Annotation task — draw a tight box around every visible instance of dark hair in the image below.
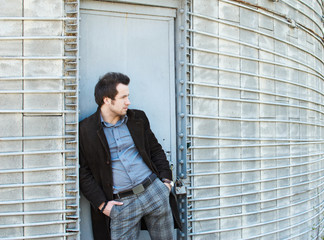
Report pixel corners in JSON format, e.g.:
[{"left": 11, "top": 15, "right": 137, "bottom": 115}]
[{"left": 94, "top": 72, "right": 130, "bottom": 107}]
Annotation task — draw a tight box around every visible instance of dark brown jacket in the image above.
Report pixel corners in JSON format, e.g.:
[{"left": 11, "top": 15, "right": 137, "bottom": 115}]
[{"left": 79, "top": 108, "right": 181, "bottom": 239}]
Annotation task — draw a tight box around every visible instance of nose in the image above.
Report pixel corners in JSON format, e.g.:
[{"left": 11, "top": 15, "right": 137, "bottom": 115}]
[{"left": 125, "top": 97, "right": 131, "bottom": 106}]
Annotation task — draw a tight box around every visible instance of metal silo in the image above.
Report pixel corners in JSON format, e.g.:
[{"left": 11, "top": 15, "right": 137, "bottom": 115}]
[
  {"left": 1, "top": 0, "right": 323, "bottom": 239},
  {"left": 177, "top": 0, "right": 324, "bottom": 239},
  {"left": 0, "top": 1, "right": 79, "bottom": 239}
]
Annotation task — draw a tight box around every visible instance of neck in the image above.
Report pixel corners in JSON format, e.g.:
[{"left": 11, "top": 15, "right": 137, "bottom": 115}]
[{"left": 100, "top": 107, "right": 120, "bottom": 125}]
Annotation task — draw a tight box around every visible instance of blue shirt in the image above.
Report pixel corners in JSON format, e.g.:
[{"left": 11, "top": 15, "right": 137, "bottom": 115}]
[{"left": 101, "top": 115, "right": 152, "bottom": 194}]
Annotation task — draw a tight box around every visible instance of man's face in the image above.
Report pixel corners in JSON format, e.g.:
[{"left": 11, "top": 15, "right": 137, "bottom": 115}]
[{"left": 105, "top": 83, "right": 131, "bottom": 117}]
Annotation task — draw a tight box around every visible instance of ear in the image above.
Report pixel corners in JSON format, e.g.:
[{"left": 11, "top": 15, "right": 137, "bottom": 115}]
[{"left": 103, "top": 97, "right": 111, "bottom": 105}]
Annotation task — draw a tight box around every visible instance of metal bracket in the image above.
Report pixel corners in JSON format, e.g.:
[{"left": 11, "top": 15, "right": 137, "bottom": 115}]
[
  {"left": 175, "top": 178, "right": 187, "bottom": 195},
  {"left": 287, "top": 17, "right": 296, "bottom": 28},
  {"left": 175, "top": 185, "right": 187, "bottom": 195}
]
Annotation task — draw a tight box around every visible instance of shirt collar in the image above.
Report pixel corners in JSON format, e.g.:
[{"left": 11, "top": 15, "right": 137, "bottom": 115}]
[{"left": 101, "top": 114, "right": 128, "bottom": 128}]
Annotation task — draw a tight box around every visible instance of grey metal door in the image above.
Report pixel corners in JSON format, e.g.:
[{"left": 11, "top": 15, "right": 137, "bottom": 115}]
[{"left": 79, "top": 1, "right": 176, "bottom": 239}]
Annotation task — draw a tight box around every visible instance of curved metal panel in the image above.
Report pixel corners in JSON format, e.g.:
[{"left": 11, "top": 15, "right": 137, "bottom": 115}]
[
  {"left": 185, "top": 0, "right": 324, "bottom": 239},
  {"left": 0, "top": 0, "right": 79, "bottom": 239}
]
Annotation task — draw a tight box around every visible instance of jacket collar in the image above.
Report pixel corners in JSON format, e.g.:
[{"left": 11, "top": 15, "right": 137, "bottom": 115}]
[{"left": 95, "top": 107, "right": 135, "bottom": 130}]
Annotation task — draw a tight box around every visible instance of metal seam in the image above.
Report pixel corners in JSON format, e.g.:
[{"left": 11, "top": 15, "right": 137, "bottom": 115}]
[{"left": 188, "top": 81, "right": 324, "bottom": 109}]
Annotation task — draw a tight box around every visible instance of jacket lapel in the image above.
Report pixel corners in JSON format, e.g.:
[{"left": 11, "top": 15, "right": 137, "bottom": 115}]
[
  {"left": 95, "top": 108, "right": 111, "bottom": 164},
  {"left": 127, "top": 111, "right": 146, "bottom": 153},
  {"left": 97, "top": 128, "right": 111, "bottom": 162}
]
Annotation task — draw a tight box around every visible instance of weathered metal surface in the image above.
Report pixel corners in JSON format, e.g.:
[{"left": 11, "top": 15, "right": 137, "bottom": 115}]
[
  {"left": 1, "top": 0, "right": 324, "bottom": 239},
  {"left": 185, "top": 0, "right": 324, "bottom": 239},
  {"left": 0, "top": 0, "right": 79, "bottom": 239}
]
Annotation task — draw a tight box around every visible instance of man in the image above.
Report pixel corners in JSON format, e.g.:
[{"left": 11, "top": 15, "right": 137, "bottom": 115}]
[{"left": 79, "top": 72, "right": 181, "bottom": 240}]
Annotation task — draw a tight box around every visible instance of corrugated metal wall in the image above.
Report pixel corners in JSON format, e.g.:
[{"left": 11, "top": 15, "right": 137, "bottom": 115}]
[
  {"left": 0, "top": 0, "right": 79, "bottom": 239},
  {"left": 1, "top": 0, "right": 324, "bottom": 239},
  {"left": 185, "top": 0, "right": 324, "bottom": 239}
]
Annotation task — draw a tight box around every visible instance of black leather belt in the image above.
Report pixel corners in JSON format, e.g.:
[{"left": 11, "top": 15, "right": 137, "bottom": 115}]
[{"left": 113, "top": 173, "right": 157, "bottom": 199}]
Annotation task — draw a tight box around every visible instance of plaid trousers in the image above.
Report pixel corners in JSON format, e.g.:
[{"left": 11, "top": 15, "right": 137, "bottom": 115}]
[{"left": 109, "top": 178, "right": 174, "bottom": 240}]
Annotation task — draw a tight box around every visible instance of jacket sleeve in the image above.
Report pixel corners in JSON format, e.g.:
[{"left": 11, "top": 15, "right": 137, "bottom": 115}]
[
  {"left": 141, "top": 111, "right": 173, "bottom": 180},
  {"left": 79, "top": 128, "right": 107, "bottom": 209}
]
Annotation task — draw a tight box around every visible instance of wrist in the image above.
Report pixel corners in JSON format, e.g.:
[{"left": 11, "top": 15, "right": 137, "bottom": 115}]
[
  {"left": 99, "top": 201, "right": 108, "bottom": 213},
  {"left": 162, "top": 178, "right": 174, "bottom": 187}
]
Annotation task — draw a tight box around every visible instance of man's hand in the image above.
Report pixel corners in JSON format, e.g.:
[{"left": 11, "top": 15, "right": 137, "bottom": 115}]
[
  {"left": 99, "top": 200, "right": 123, "bottom": 217},
  {"left": 164, "top": 182, "right": 172, "bottom": 193}
]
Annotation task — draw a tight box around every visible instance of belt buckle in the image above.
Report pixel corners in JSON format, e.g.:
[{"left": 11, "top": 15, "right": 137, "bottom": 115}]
[{"left": 132, "top": 184, "right": 145, "bottom": 194}]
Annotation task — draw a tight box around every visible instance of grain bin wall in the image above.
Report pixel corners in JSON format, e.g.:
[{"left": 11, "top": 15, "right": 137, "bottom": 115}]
[
  {"left": 0, "top": 0, "right": 79, "bottom": 239},
  {"left": 1, "top": 0, "right": 324, "bottom": 239},
  {"left": 180, "top": 0, "right": 324, "bottom": 239}
]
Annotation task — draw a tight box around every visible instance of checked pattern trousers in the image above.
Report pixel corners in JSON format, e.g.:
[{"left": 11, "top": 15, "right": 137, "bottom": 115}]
[{"left": 109, "top": 178, "right": 174, "bottom": 240}]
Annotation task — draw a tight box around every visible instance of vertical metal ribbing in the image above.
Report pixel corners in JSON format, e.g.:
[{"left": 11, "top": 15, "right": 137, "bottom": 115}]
[
  {"left": 63, "top": 0, "right": 80, "bottom": 238},
  {"left": 176, "top": 0, "right": 191, "bottom": 239}
]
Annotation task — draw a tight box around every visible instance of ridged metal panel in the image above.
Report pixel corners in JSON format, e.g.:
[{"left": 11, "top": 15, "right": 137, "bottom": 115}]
[
  {"left": 0, "top": 0, "right": 79, "bottom": 239},
  {"left": 185, "top": 0, "right": 324, "bottom": 239}
]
